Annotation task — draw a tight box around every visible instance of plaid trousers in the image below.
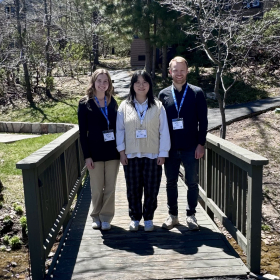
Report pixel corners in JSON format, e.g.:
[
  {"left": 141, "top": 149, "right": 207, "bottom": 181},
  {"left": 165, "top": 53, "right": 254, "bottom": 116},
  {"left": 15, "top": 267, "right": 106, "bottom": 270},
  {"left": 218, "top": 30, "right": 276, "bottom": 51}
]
[{"left": 123, "top": 157, "right": 162, "bottom": 221}]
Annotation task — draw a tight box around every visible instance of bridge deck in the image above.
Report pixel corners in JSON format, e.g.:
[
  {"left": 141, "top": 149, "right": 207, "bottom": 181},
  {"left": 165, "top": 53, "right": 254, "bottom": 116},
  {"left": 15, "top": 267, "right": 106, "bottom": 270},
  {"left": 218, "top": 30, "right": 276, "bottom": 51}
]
[{"left": 50, "top": 165, "right": 249, "bottom": 279}]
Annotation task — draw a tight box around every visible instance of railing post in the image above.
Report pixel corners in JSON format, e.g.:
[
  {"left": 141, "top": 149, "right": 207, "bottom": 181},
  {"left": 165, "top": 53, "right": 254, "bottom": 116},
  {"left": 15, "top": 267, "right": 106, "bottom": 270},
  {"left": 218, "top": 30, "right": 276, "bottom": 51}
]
[
  {"left": 246, "top": 164, "right": 263, "bottom": 274},
  {"left": 76, "top": 138, "right": 82, "bottom": 177},
  {"left": 205, "top": 147, "right": 214, "bottom": 220},
  {"left": 60, "top": 152, "right": 70, "bottom": 232},
  {"left": 22, "top": 168, "right": 45, "bottom": 280}
]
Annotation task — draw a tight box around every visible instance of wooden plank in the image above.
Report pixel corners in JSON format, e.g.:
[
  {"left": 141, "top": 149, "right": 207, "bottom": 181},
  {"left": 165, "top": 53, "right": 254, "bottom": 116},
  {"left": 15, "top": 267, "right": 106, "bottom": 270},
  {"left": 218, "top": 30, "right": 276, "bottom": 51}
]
[{"left": 52, "top": 266, "right": 249, "bottom": 280}]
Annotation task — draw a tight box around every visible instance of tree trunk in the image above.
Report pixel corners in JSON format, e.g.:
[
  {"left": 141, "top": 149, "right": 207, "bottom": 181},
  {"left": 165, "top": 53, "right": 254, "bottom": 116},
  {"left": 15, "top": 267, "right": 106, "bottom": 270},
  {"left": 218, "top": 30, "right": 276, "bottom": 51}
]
[
  {"left": 162, "top": 45, "right": 167, "bottom": 80},
  {"left": 94, "top": 36, "right": 99, "bottom": 65},
  {"left": 152, "top": 46, "right": 156, "bottom": 79},
  {"left": 152, "top": 15, "right": 157, "bottom": 79},
  {"left": 214, "top": 66, "right": 226, "bottom": 139},
  {"left": 144, "top": 24, "right": 151, "bottom": 74},
  {"left": 44, "top": 0, "right": 52, "bottom": 97},
  {"left": 15, "top": 0, "right": 32, "bottom": 103}
]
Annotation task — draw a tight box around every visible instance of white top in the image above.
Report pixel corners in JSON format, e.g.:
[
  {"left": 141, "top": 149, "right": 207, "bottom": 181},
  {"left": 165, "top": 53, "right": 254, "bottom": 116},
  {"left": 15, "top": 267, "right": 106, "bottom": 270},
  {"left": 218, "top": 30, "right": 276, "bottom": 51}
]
[{"left": 116, "top": 98, "right": 171, "bottom": 159}]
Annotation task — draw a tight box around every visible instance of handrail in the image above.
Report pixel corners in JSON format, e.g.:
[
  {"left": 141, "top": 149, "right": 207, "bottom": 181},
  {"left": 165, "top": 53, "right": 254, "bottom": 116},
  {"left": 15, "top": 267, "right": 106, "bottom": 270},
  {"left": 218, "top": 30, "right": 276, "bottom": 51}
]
[
  {"left": 16, "top": 126, "right": 86, "bottom": 280},
  {"left": 197, "top": 133, "right": 268, "bottom": 274}
]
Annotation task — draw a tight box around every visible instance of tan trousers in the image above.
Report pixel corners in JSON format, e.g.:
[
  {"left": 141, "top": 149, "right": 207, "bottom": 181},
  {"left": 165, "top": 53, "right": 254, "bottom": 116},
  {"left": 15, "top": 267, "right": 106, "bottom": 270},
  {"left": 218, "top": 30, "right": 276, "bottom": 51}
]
[{"left": 88, "top": 160, "right": 120, "bottom": 223}]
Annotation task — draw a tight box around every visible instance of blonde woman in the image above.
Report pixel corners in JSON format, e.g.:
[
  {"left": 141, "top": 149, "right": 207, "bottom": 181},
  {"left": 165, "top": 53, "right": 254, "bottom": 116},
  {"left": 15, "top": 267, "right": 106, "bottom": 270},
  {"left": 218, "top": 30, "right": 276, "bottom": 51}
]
[{"left": 78, "top": 69, "right": 120, "bottom": 230}]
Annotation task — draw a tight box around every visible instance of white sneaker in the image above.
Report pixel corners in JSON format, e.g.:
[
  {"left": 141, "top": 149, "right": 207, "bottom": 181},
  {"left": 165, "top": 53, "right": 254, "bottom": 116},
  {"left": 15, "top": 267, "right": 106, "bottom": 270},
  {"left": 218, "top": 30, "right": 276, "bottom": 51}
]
[
  {"left": 129, "top": 220, "right": 140, "bottom": 231},
  {"left": 92, "top": 220, "right": 101, "bottom": 229},
  {"left": 144, "top": 220, "right": 154, "bottom": 232},
  {"left": 186, "top": 215, "right": 199, "bottom": 230},
  {"left": 101, "top": 222, "right": 111, "bottom": 230},
  {"left": 162, "top": 214, "right": 179, "bottom": 230}
]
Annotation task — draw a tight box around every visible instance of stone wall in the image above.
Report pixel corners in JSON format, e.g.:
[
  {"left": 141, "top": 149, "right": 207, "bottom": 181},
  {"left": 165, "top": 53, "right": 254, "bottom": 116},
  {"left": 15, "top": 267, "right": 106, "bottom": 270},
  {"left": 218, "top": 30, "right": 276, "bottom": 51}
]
[{"left": 0, "top": 122, "right": 76, "bottom": 134}]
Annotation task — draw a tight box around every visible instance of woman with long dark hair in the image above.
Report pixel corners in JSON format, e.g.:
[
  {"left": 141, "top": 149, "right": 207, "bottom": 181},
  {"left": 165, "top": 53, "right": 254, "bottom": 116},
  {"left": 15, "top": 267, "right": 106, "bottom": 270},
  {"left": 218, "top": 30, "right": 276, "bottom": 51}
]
[
  {"left": 78, "top": 69, "right": 120, "bottom": 231},
  {"left": 116, "top": 70, "right": 170, "bottom": 231}
]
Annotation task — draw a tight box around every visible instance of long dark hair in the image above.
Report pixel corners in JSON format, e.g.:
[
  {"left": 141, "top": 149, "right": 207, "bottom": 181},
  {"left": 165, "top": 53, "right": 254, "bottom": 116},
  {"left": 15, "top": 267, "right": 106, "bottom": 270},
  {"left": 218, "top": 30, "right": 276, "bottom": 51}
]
[{"left": 127, "top": 70, "right": 156, "bottom": 108}]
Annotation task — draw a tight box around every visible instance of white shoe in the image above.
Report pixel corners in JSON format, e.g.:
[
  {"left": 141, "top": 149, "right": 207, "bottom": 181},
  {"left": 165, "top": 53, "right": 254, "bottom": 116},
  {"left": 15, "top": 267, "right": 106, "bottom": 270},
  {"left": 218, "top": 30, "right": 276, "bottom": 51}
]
[
  {"left": 186, "top": 215, "right": 199, "bottom": 230},
  {"left": 162, "top": 214, "right": 179, "bottom": 230},
  {"left": 92, "top": 220, "right": 101, "bottom": 229},
  {"left": 129, "top": 220, "right": 140, "bottom": 231},
  {"left": 144, "top": 220, "right": 154, "bottom": 232},
  {"left": 101, "top": 222, "right": 111, "bottom": 230}
]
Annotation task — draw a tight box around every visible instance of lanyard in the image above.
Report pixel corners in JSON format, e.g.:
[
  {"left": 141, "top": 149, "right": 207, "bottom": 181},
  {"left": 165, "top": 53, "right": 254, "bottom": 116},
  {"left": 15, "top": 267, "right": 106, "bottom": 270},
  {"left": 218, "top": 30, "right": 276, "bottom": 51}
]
[
  {"left": 171, "top": 84, "right": 188, "bottom": 118},
  {"left": 94, "top": 96, "right": 109, "bottom": 129},
  {"left": 135, "top": 102, "right": 148, "bottom": 126}
]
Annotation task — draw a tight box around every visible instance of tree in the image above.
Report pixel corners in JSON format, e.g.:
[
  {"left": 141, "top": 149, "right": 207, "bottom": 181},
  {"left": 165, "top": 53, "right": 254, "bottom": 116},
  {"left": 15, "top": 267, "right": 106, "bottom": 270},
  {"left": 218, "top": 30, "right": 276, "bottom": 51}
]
[
  {"left": 15, "top": 0, "right": 32, "bottom": 103},
  {"left": 159, "top": 0, "right": 280, "bottom": 138}
]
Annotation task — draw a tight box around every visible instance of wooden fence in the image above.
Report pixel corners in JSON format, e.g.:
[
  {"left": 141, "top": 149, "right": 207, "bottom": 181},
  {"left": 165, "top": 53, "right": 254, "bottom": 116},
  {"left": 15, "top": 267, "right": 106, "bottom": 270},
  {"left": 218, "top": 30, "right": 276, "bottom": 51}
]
[
  {"left": 16, "top": 126, "right": 86, "bottom": 280},
  {"left": 197, "top": 133, "right": 268, "bottom": 274}
]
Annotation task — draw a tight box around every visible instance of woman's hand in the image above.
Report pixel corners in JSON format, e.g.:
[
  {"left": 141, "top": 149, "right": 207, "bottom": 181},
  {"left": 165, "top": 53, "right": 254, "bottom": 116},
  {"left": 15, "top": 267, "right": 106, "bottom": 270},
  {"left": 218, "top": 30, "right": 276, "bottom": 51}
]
[
  {"left": 120, "top": 151, "right": 128, "bottom": 165},
  {"left": 85, "top": 158, "right": 95, "bottom": 170},
  {"left": 157, "top": 157, "right": 165, "bottom": 165}
]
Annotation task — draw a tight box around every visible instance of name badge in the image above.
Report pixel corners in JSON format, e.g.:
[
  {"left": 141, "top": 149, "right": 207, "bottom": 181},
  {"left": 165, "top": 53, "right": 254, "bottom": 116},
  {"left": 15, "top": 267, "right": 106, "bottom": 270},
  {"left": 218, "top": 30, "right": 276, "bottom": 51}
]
[
  {"left": 103, "top": 129, "right": 115, "bottom": 142},
  {"left": 136, "top": 129, "right": 147, "bottom": 138},
  {"left": 172, "top": 118, "right": 184, "bottom": 130}
]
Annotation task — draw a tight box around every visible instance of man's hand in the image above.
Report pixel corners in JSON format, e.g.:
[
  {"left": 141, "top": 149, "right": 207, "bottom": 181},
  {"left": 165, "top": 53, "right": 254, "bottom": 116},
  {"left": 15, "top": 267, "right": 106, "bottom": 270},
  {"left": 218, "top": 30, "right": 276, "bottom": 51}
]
[
  {"left": 157, "top": 157, "right": 165, "bottom": 165},
  {"left": 120, "top": 150, "right": 128, "bottom": 165},
  {"left": 85, "top": 158, "right": 95, "bottom": 170},
  {"left": 195, "top": 144, "right": 205, "bottom": 159}
]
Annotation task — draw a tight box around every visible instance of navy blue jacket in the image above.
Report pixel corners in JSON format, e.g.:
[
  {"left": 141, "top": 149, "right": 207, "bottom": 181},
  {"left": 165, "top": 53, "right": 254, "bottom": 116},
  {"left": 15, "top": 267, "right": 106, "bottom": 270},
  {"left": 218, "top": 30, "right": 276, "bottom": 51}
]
[{"left": 158, "top": 83, "right": 208, "bottom": 151}]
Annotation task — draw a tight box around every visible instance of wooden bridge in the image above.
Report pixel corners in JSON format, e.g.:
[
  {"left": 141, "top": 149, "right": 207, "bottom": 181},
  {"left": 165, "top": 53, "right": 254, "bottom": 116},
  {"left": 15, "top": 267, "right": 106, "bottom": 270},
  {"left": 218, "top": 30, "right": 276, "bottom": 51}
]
[{"left": 16, "top": 126, "right": 268, "bottom": 280}]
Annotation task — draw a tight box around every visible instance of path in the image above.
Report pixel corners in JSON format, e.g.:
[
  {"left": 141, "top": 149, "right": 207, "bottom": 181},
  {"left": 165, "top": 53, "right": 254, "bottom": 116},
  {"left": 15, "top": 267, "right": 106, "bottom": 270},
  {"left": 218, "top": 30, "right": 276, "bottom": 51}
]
[
  {"left": 0, "top": 133, "right": 40, "bottom": 143},
  {"left": 208, "top": 96, "right": 280, "bottom": 130},
  {"left": 49, "top": 166, "right": 249, "bottom": 280}
]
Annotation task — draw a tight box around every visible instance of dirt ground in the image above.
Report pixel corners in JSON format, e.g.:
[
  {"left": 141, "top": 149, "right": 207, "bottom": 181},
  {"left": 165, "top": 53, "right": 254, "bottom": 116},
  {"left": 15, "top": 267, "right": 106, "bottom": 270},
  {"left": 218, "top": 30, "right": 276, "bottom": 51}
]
[{"left": 211, "top": 110, "right": 280, "bottom": 277}]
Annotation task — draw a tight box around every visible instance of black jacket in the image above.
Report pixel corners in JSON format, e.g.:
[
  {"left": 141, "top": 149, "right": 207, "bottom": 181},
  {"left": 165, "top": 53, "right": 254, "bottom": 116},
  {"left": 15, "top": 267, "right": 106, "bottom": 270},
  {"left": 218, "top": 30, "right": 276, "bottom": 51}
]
[
  {"left": 158, "top": 83, "right": 208, "bottom": 151},
  {"left": 78, "top": 97, "right": 120, "bottom": 162}
]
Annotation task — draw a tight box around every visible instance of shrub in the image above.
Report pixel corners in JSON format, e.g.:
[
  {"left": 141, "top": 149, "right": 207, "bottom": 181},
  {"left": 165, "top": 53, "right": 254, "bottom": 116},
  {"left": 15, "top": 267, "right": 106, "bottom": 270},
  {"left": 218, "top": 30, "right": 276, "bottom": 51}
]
[
  {"left": 14, "top": 205, "right": 23, "bottom": 215},
  {"left": 261, "top": 224, "right": 271, "bottom": 231},
  {"left": 9, "top": 236, "right": 22, "bottom": 250},
  {"left": 3, "top": 235, "right": 9, "bottom": 245},
  {"left": 19, "top": 216, "right": 27, "bottom": 229},
  {"left": 45, "top": 76, "right": 54, "bottom": 90},
  {"left": 3, "top": 215, "right": 12, "bottom": 222}
]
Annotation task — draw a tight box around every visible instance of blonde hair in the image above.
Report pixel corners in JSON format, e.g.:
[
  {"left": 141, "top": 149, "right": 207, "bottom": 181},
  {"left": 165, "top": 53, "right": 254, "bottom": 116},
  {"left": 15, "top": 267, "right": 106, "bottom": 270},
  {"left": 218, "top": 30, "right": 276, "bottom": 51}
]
[
  {"left": 86, "top": 69, "right": 114, "bottom": 103},
  {"left": 169, "top": 56, "right": 188, "bottom": 69}
]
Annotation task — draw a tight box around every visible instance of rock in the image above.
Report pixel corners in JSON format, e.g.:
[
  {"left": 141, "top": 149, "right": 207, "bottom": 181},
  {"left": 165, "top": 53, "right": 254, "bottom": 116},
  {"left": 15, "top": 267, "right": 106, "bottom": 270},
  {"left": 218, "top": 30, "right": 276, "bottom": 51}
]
[
  {"left": 262, "top": 247, "right": 269, "bottom": 252},
  {"left": 11, "top": 262, "right": 17, "bottom": 267},
  {"left": 48, "top": 252, "right": 55, "bottom": 257},
  {"left": 263, "top": 274, "right": 280, "bottom": 280},
  {"left": 206, "top": 92, "right": 216, "bottom": 100},
  {"left": 263, "top": 239, "right": 270, "bottom": 245},
  {"left": 4, "top": 272, "right": 13, "bottom": 278}
]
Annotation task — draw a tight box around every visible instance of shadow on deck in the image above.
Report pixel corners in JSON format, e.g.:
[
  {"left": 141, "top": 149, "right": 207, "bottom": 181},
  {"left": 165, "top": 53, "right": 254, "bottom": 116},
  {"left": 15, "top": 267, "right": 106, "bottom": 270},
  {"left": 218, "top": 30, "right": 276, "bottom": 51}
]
[{"left": 49, "top": 167, "right": 249, "bottom": 280}]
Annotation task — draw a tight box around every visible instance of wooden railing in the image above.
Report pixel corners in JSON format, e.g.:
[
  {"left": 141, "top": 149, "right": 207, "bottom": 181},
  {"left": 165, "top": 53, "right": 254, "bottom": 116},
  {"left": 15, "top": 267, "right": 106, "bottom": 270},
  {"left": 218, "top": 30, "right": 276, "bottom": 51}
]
[
  {"left": 197, "top": 133, "right": 268, "bottom": 274},
  {"left": 16, "top": 127, "right": 268, "bottom": 278},
  {"left": 16, "top": 126, "right": 86, "bottom": 280}
]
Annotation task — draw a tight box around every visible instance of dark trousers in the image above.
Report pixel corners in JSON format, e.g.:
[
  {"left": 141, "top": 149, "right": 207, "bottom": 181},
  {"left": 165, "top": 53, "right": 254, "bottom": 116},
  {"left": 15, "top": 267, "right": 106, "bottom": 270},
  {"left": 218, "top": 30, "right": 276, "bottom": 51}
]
[
  {"left": 164, "top": 149, "right": 199, "bottom": 217},
  {"left": 123, "top": 157, "right": 162, "bottom": 221}
]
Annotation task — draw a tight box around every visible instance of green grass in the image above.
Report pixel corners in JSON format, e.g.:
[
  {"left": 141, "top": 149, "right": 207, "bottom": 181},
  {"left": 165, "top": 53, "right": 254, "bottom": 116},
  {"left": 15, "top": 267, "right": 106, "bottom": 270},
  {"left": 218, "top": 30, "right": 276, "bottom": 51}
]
[
  {"left": 0, "top": 133, "right": 62, "bottom": 205},
  {"left": 0, "top": 134, "right": 63, "bottom": 176},
  {"left": 1, "top": 97, "right": 81, "bottom": 124}
]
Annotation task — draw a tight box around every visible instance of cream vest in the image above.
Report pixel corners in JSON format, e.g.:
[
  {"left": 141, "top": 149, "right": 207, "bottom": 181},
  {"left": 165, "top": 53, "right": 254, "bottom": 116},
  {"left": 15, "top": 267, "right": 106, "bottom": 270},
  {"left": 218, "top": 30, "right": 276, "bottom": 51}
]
[{"left": 120, "top": 99, "right": 162, "bottom": 154}]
